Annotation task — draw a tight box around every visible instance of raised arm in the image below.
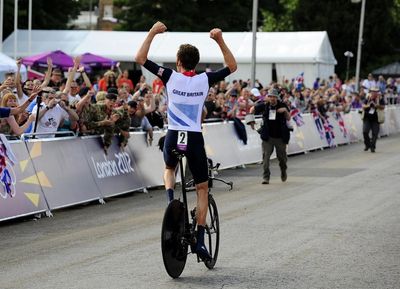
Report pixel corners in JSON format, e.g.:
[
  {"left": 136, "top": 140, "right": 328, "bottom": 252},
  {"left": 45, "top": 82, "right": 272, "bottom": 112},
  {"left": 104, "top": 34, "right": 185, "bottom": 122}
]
[
  {"left": 63, "top": 56, "right": 81, "bottom": 94},
  {"left": 210, "top": 28, "right": 237, "bottom": 73},
  {"left": 77, "top": 66, "right": 92, "bottom": 88},
  {"left": 40, "top": 57, "right": 53, "bottom": 89},
  {"left": 15, "top": 59, "right": 23, "bottom": 99},
  {"left": 135, "top": 21, "right": 167, "bottom": 65}
]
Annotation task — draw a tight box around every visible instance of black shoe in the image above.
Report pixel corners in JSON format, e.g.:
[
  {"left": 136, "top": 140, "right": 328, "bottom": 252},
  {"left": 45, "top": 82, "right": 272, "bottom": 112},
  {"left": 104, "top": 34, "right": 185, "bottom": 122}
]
[
  {"left": 364, "top": 146, "right": 369, "bottom": 151},
  {"left": 195, "top": 244, "right": 212, "bottom": 261},
  {"left": 281, "top": 170, "right": 287, "bottom": 182},
  {"left": 262, "top": 180, "right": 269, "bottom": 184},
  {"left": 371, "top": 148, "right": 375, "bottom": 153}
]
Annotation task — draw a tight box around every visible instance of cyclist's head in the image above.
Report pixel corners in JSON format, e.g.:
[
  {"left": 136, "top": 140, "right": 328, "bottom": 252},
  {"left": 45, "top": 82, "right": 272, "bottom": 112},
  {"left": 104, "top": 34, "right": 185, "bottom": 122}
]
[{"left": 177, "top": 44, "right": 200, "bottom": 71}]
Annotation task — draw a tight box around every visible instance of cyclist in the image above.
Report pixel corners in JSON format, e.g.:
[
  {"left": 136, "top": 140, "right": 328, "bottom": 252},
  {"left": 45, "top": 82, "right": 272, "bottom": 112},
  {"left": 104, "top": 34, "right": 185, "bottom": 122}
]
[{"left": 135, "top": 21, "right": 236, "bottom": 261}]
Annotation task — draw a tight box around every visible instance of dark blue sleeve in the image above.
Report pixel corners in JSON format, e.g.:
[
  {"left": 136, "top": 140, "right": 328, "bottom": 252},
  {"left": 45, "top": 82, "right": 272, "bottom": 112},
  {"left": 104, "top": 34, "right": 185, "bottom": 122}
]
[
  {"left": 0, "top": 107, "right": 11, "bottom": 118},
  {"left": 143, "top": 60, "right": 173, "bottom": 85},
  {"left": 206, "top": 67, "right": 232, "bottom": 87}
]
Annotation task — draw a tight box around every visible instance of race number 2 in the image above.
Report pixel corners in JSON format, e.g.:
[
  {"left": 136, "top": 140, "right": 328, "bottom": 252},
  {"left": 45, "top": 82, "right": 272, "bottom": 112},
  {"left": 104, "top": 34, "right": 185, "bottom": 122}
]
[{"left": 177, "top": 131, "right": 188, "bottom": 151}]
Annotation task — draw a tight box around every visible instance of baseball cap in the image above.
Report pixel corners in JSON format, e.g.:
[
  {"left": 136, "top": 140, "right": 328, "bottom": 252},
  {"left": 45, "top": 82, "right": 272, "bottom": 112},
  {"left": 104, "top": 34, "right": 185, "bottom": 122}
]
[{"left": 250, "top": 88, "right": 261, "bottom": 97}]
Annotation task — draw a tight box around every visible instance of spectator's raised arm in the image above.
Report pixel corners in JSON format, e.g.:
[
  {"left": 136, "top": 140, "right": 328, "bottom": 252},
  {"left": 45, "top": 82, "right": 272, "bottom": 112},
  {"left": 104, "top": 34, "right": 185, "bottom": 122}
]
[
  {"left": 40, "top": 57, "right": 53, "bottom": 89},
  {"left": 63, "top": 56, "right": 81, "bottom": 94},
  {"left": 77, "top": 66, "right": 92, "bottom": 88},
  {"left": 15, "top": 59, "right": 23, "bottom": 99}
]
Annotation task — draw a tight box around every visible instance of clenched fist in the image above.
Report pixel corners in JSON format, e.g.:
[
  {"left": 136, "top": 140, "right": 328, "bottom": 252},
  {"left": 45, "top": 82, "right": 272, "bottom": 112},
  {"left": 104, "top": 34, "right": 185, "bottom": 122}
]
[
  {"left": 150, "top": 21, "right": 167, "bottom": 35},
  {"left": 210, "top": 28, "right": 222, "bottom": 42}
]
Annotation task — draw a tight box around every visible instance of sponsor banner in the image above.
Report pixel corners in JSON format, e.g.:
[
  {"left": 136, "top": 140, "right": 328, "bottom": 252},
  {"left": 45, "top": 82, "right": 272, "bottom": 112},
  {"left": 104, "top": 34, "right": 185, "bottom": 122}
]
[
  {"left": 25, "top": 137, "right": 102, "bottom": 210},
  {"left": 127, "top": 131, "right": 166, "bottom": 187},
  {"left": 81, "top": 136, "right": 145, "bottom": 198},
  {"left": 0, "top": 140, "right": 49, "bottom": 221},
  {"left": 202, "top": 122, "right": 242, "bottom": 169}
]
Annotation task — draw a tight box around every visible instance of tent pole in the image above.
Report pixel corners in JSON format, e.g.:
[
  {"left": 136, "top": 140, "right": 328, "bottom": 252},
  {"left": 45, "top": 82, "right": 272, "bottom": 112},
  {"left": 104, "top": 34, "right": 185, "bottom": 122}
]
[
  {"left": 0, "top": 0, "right": 3, "bottom": 52},
  {"left": 28, "top": 0, "right": 32, "bottom": 55},
  {"left": 14, "top": 0, "right": 18, "bottom": 59},
  {"left": 250, "top": 0, "right": 258, "bottom": 88}
]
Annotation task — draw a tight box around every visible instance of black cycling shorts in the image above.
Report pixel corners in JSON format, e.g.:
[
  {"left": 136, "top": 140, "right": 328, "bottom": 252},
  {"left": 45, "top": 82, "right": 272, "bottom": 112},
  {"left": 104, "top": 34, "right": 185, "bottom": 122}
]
[{"left": 163, "top": 130, "right": 208, "bottom": 184}]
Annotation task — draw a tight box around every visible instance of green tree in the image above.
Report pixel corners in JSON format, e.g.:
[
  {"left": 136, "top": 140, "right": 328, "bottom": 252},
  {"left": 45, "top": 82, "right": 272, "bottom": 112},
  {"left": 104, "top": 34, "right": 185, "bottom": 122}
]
[
  {"left": 114, "top": 0, "right": 267, "bottom": 32},
  {"left": 2, "top": 0, "right": 82, "bottom": 41},
  {"left": 267, "top": 0, "right": 400, "bottom": 79}
]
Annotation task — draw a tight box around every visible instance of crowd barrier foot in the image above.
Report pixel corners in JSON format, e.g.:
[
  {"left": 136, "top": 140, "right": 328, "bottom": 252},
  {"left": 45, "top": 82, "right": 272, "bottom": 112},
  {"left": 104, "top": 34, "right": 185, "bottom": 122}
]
[
  {"left": 99, "top": 199, "right": 106, "bottom": 205},
  {"left": 45, "top": 211, "right": 53, "bottom": 218}
]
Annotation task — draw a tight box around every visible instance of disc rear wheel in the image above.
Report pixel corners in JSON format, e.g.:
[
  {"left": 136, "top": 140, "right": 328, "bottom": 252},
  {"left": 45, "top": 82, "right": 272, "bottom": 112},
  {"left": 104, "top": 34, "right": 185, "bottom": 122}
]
[{"left": 161, "top": 200, "right": 188, "bottom": 278}]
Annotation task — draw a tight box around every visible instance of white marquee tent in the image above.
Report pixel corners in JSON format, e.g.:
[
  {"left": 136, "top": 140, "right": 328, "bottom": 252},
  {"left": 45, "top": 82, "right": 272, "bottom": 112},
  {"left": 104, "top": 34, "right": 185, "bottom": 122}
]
[
  {"left": 0, "top": 52, "right": 27, "bottom": 82},
  {"left": 2, "top": 30, "right": 337, "bottom": 87}
]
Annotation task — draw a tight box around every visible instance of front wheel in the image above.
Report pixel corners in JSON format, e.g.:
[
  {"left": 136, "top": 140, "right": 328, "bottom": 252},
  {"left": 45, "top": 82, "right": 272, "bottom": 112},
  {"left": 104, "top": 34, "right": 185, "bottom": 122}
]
[{"left": 204, "top": 194, "right": 220, "bottom": 269}]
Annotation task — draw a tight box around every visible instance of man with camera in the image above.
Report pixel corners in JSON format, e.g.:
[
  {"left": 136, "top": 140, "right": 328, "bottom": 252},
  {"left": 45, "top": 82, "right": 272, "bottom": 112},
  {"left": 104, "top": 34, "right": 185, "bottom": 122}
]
[
  {"left": 249, "top": 88, "right": 291, "bottom": 184},
  {"left": 362, "top": 86, "right": 385, "bottom": 153},
  {"left": 31, "top": 88, "right": 79, "bottom": 138}
]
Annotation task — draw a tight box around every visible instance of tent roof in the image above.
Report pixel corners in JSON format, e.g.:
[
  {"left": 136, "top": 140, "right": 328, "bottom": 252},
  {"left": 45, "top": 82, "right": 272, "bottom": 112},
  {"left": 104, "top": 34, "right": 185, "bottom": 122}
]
[
  {"left": 372, "top": 61, "right": 400, "bottom": 76},
  {"left": 0, "top": 52, "right": 27, "bottom": 73},
  {"left": 2, "top": 29, "right": 337, "bottom": 65}
]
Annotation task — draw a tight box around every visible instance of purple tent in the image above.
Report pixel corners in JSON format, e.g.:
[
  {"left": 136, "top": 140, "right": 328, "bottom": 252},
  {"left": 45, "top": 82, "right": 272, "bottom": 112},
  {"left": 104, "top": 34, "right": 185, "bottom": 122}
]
[
  {"left": 22, "top": 50, "right": 73, "bottom": 70},
  {"left": 80, "top": 53, "right": 116, "bottom": 70}
]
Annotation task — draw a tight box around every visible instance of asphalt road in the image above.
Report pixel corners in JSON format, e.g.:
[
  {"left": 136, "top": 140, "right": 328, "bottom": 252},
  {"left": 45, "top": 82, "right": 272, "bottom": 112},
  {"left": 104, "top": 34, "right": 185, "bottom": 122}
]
[{"left": 1, "top": 135, "right": 399, "bottom": 289}]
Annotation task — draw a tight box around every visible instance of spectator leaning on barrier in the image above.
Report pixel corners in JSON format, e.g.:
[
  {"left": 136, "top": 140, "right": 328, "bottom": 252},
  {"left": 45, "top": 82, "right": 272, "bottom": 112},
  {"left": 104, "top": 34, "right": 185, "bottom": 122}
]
[
  {"left": 361, "top": 87, "right": 385, "bottom": 153},
  {"left": 0, "top": 92, "right": 35, "bottom": 136},
  {"left": 248, "top": 88, "right": 291, "bottom": 184},
  {"left": 127, "top": 100, "right": 153, "bottom": 145},
  {"left": 0, "top": 85, "right": 39, "bottom": 121},
  {"left": 56, "top": 91, "right": 79, "bottom": 134},
  {"left": 80, "top": 92, "right": 130, "bottom": 152},
  {"left": 204, "top": 88, "right": 219, "bottom": 119}
]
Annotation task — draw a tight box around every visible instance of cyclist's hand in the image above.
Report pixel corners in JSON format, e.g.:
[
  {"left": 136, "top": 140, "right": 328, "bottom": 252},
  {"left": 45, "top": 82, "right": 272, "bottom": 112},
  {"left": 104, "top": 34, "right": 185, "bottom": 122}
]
[
  {"left": 150, "top": 22, "right": 167, "bottom": 35},
  {"left": 210, "top": 28, "right": 223, "bottom": 42}
]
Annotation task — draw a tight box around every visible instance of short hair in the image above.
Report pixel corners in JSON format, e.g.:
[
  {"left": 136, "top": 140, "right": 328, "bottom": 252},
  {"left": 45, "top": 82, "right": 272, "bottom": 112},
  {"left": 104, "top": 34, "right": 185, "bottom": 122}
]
[
  {"left": 96, "top": 91, "right": 107, "bottom": 103},
  {"left": 127, "top": 100, "right": 137, "bottom": 108},
  {"left": 177, "top": 44, "right": 200, "bottom": 71}
]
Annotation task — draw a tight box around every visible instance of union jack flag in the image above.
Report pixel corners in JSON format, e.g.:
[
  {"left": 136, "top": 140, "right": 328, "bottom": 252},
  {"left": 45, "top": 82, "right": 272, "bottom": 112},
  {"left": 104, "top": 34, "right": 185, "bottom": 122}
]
[{"left": 290, "top": 107, "right": 305, "bottom": 127}]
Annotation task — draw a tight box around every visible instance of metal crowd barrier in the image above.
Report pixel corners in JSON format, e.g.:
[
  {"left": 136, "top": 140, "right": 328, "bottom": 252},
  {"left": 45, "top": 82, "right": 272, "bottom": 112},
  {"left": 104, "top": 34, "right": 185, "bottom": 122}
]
[{"left": 1, "top": 108, "right": 400, "bottom": 222}]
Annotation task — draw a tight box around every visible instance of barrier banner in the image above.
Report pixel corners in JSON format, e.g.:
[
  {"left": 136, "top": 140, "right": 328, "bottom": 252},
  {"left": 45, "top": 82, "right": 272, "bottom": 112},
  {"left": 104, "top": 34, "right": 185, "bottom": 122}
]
[
  {"left": 202, "top": 122, "right": 242, "bottom": 169},
  {"left": 0, "top": 141, "right": 49, "bottom": 221},
  {"left": 328, "top": 112, "right": 349, "bottom": 145},
  {"left": 25, "top": 137, "right": 102, "bottom": 209},
  {"left": 82, "top": 136, "right": 145, "bottom": 198},
  {"left": 127, "top": 131, "right": 166, "bottom": 188},
  {"left": 343, "top": 111, "right": 362, "bottom": 142},
  {"left": 237, "top": 123, "right": 263, "bottom": 165},
  {"left": 297, "top": 114, "right": 325, "bottom": 151}
]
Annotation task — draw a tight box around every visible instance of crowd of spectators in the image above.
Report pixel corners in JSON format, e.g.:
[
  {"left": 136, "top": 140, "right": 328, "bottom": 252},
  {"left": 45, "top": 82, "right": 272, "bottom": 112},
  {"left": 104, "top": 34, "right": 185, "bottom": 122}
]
[{"left": 0, "top": 57, "right": 399, "bottom": 148}]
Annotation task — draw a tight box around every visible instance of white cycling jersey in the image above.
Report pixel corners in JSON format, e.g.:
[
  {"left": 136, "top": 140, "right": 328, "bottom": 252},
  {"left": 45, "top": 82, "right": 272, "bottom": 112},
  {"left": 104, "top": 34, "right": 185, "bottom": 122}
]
[{"left": 165, "top": 71, "right": 209, "bottom": 132}]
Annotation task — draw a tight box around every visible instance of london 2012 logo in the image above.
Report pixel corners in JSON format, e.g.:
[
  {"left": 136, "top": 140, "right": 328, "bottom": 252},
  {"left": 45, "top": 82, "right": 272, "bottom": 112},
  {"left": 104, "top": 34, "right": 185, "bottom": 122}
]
[{"left": 0, "top": 136, "right": 17, "bottom": 199}]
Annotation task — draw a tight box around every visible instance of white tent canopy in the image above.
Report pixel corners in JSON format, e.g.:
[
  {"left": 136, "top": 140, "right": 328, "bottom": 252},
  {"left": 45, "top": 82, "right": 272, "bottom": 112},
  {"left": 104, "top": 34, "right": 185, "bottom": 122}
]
[
  {"left": 2, "top": 30, "right": 337, "bottom": 87},
  {"left": 0, "top": 52, "right": 27, "bottom": 82}
]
